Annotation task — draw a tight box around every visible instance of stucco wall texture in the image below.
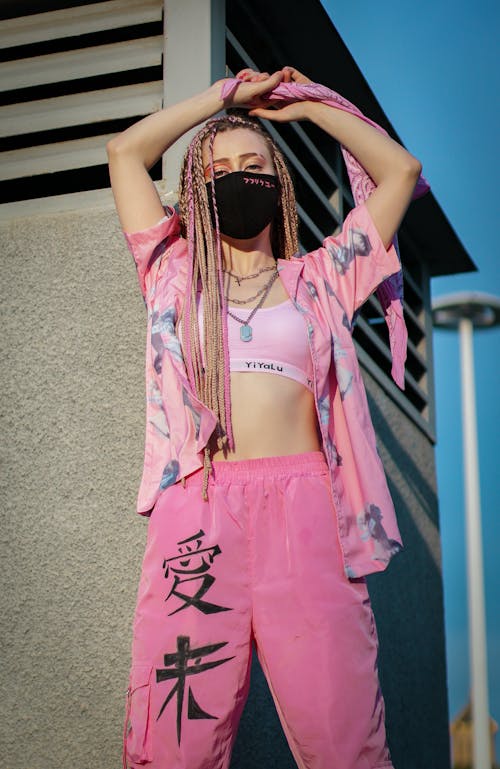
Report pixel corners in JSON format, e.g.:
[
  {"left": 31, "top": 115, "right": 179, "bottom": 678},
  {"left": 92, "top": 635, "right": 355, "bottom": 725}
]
[{"left": 0, "top": 206, "right": 449, "bottom": 769}]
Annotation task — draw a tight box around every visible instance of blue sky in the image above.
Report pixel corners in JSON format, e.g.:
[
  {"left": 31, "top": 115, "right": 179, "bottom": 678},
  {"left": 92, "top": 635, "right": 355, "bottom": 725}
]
[{"left": 320, "top": 0, "right": 500, "bottom": 751}]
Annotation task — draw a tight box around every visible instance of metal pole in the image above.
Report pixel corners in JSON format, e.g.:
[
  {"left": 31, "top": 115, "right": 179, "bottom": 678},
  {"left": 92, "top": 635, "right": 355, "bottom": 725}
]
[{"left": 458, "top": 317, "right": 490, "bottom": 769}]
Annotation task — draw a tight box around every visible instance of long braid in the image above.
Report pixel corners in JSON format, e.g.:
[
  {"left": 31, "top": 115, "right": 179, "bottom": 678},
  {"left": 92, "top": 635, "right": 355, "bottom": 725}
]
[{"left": 178, "top": 114, "right": 299, "bottom": 497}]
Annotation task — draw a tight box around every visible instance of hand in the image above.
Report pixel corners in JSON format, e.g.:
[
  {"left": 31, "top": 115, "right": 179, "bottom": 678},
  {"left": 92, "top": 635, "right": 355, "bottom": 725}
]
[
  {"left": 278, "top": 66, "right": 313, "bottom": 85},
  {"left": 237, "top": 66, "right": 312, "bottom": 86},
  {"left": 212, "top": 70, "right": 284, "bottom": 108},
  {"left": 248, "top": 101, "right": 312, "bottom": 123},
  {"left": 236, "top": 66, "right": 314, "bottom": 123}
]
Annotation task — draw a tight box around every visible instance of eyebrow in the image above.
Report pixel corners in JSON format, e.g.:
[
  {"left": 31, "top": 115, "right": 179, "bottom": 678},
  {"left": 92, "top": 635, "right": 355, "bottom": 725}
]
[{"left": 204, "top": 152, "right": 266, "bottom": 172}]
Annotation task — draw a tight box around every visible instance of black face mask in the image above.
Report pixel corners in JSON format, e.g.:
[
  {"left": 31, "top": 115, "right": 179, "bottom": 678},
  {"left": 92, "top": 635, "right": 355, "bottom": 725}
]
[{"left": 206, "top": 171, "right": 279, "bottom": 240}]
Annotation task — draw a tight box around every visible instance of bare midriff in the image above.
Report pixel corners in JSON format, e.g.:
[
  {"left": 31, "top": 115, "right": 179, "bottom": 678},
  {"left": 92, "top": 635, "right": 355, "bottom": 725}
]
[{"left": 211, "top": 370, "right": 322, "bottom": 461}]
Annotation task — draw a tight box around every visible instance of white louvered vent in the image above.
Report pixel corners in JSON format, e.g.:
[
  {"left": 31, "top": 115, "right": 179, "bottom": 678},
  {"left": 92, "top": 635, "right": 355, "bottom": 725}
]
[{"left": 0, "top": 0, "right": 164, "bottom": 204}]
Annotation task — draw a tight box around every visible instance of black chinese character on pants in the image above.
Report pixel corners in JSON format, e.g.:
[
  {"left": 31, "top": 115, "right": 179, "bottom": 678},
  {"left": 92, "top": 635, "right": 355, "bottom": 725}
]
[
  {"left": 162, "top": 529, "right": 232, "bottom": 615},
  {"left": 156, "top": 635, "right": 235, "bottom": 745}
]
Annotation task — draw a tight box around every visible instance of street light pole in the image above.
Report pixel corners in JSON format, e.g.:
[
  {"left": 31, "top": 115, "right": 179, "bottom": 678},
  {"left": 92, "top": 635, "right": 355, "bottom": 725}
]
[
  {"left": 459, "top": 315, "right": 489, "bottom": 769},
  {"left": 432, "top": 292, "right": 500, "bottom": 769}
]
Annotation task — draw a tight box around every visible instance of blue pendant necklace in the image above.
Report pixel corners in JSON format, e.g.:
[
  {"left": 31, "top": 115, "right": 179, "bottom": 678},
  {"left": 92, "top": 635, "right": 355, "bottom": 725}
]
[{"left": 226, "top": 270, "right": 279, "bottom": 342}]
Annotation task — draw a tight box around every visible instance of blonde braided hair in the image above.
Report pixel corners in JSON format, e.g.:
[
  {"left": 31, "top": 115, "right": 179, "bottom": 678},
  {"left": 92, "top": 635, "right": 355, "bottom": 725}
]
[{"left": 178, "top": 113, "right": 299, "bottom": 497}]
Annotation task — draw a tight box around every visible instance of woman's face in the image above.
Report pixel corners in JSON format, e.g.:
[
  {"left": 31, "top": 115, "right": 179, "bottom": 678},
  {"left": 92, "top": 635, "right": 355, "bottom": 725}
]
[{"left": 202, "top": 127, "right": 275, "bottom": 181}]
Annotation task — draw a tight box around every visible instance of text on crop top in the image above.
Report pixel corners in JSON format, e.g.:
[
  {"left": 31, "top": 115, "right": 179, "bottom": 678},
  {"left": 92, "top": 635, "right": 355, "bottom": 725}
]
[{"left": 197, "top": 294, "right": 314, "bottom": 391}]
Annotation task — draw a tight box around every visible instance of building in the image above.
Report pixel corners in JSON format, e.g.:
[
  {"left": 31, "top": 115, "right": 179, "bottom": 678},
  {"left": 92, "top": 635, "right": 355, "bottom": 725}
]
[{"left": 0, "top": 1, "right": 474, "bottom": 767}]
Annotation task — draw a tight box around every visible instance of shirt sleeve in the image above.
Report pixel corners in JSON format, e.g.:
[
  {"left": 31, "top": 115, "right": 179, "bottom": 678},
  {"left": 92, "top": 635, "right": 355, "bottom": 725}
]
[
  {"left": 123, "top": 206, "right": 181, "bottom": 301},
  {"left": 311, "top": 202, "right": 401, "bottom": 324}
]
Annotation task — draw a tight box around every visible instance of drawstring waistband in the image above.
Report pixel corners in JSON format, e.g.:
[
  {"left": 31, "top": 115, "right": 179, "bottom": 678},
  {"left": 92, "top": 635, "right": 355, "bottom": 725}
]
[{"left": 184, "top": 450, "right": 327, "bottom": 488}]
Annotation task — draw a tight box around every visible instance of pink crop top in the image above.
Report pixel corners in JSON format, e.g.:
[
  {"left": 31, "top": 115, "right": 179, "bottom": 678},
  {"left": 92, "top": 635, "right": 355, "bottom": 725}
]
[{"left": 197, "top": 295, "right": 314, "bottom": 391}]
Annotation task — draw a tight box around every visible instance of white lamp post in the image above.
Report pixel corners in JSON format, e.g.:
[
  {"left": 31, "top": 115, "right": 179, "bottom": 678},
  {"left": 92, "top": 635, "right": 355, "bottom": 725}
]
[{"left": 432, "top": 291, "right": 500, "bottom": 769}]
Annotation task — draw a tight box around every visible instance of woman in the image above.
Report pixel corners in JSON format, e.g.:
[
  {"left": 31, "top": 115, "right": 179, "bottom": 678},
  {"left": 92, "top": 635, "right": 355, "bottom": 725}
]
[{"left": 108, "top": 66, "right": 423, "bottom": 769}]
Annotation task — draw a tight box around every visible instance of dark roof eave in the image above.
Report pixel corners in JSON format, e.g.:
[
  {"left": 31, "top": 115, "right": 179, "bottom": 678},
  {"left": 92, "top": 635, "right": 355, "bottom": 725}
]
[{"left": 404, "top": 194, "right": 476, "bottom": 277}]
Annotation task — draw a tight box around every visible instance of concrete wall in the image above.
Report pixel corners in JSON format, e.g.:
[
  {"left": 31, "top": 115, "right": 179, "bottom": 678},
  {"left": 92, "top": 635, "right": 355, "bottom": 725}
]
[
  {"left": 1, "top": 204, "right": 449, "bottom": 768},
  {"left": 364, "top": 370, "right": 450, "bottom": 769},
  {"left": 1, "top": 205, "right": 147, "bottom": 769}
]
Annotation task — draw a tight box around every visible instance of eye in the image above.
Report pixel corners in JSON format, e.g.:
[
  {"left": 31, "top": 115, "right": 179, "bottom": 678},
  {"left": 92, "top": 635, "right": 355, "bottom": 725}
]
[
  {"left": 213, "top": 167, "right": 229, "bottom": 179},
  {"left": 245, "top": 163, "right": 263, "bottom": 172}
]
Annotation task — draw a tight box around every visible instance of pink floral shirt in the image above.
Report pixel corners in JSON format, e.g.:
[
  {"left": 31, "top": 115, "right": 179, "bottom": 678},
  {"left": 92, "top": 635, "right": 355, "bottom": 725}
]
[{"left": 124, "top": 202, "right": 403, "bottom": 578}]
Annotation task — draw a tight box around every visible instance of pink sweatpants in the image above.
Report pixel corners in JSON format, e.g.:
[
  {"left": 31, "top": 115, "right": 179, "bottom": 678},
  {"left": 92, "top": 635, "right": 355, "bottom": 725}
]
[{"left": 123, "top": 452, "right": 393, "bottom": 769}]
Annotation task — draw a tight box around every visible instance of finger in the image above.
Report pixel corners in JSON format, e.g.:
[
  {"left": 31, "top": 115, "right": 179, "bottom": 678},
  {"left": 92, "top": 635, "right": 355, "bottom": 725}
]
[
  {"left": 280, "top": 66, "right": 312, "bottom": 85},
  {"left": 236, "top": 68, "right": 258, "bottom": 79},
  {"left": 247, "top": 73, "right": 268, "bottom": 83},
  {"left": 236, "top": 68, "right": 271, "bottom": 83},
  {"left": 233, "top": 72, "right": 282, "bottom": 108},
  {"left": 248, "top": 107, "right": 287, "bottom": 122},
  {"left": 249, "top": 70, "right": 282, "bottom": 94},
  {"left": 252, "top": 71, "right": 269, "bottom": 82},
  {"left": 248, "top": 98, "right": 273, "bottom": 110}
]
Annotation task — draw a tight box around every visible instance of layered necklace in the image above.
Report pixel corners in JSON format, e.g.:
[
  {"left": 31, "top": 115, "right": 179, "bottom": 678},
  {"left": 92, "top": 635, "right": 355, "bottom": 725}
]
[{"left": 224, "top": 265, "right": 278, "bottom": 342}]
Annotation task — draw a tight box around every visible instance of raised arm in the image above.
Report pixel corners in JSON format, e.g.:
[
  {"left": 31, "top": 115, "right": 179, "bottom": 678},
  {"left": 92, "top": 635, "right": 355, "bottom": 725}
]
[
  {"left": 247, "top": 67, "right": 422, "bottom": 249},
  {"left": 300, "top": 102, "right": 422, "bottom": 248},
  {"left": 106, "top": 72, "right": 285, "bottom": 233}
]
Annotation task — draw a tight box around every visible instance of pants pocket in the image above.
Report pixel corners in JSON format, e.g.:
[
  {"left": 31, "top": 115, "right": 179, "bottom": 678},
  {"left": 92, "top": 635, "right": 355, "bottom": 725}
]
[{"left": 123, "top": 664, "right": 154, "bottom": 766}]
